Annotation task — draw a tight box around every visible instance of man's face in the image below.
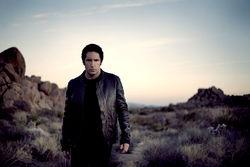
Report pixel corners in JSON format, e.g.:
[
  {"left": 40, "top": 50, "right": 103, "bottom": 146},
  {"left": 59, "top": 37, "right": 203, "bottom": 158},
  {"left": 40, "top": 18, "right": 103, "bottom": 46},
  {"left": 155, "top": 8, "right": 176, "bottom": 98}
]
[{"left": 83, "top": 51, "right": 102, "bottom": 77}]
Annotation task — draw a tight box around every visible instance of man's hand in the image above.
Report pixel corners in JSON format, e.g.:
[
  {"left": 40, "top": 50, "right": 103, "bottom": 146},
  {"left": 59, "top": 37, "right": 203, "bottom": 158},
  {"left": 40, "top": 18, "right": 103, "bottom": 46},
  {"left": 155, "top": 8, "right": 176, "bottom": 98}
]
[
  {"left": 63, "top": 151, "right": 70, "bottom": 159},
  {"left": 120, "top": 143, "right": 129, "bottom": 154}
]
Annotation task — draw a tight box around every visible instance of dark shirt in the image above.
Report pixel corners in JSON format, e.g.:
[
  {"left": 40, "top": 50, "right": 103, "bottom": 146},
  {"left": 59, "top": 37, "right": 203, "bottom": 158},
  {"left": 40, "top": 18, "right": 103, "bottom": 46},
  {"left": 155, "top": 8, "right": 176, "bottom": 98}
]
[{"left": 82, "top": 73, "right": 103, "bottom": 144}]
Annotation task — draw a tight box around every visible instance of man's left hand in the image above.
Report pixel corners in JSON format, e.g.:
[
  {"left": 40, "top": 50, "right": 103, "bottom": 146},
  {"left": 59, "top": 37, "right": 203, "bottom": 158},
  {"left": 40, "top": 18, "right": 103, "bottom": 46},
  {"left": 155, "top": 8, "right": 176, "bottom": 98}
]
[{"left": 120, "top": 143, "right": 129, "bottom": 154}]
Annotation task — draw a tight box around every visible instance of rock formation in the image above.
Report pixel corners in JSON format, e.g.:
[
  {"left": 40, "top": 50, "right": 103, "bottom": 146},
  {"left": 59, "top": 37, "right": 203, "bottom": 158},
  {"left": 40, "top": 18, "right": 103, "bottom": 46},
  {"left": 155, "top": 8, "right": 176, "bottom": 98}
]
[
  {"left": 0, "top": 47, "right": 66, "bottom": 114},
  {"left": 187, "top": 86, "right": 250, "bottom": 107},
  {"left": 187, "top": 86, "right": 227, "bottom": 106}
]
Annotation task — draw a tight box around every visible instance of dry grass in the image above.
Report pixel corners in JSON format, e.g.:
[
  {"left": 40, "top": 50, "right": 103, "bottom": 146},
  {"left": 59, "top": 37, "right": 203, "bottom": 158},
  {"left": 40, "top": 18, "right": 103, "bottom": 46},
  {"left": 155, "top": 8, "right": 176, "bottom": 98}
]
[
  {"left": 0, "top": 140, "right": 32, "bottom": 167},
  {"left": 1, "top": 104, "right": 250, "bottom": 166},
  {"left": 48, "top": 122, "right": 62, "bottom": 133},
  {"left": 32, "top": 135, "right": 59, "bottom": 161},
  {"left": 0, "top": 107, "right": 64, "bottom": 166},
  {"left": 12, "top": 111, "right": 27, "bottom": 124},
  {"left": 111, "top": 106, "right": 250, "bottom": 167}
]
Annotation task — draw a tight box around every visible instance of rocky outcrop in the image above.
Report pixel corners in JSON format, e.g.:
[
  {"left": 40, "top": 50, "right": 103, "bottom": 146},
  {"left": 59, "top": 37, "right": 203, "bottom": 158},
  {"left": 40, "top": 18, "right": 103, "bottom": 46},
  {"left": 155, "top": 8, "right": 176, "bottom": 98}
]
[
  {"left": 187, "top": 86, "right": 227, "bottom": 107},
  {"left": 0, "top": 47, "right": 25, "bottom": 96},
  {"left": 0, "top": 47, "right": 25, "bottom": 77},
  {"left": 187, "top": 86, "right": 250, "bottom": 107},
  {"left": 162, "top": 86, "right": 250, "bottom": 111},
  {"left": 0, "top": 47, "right": 66, "bottom": 114}
]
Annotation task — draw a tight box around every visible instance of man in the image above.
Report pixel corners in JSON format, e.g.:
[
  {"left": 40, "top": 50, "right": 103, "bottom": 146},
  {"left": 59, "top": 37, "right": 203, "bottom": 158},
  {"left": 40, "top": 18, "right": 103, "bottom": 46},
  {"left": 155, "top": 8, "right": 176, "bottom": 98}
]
[{"left": 61, "top": 44, "right": 130, "bottom": 167}]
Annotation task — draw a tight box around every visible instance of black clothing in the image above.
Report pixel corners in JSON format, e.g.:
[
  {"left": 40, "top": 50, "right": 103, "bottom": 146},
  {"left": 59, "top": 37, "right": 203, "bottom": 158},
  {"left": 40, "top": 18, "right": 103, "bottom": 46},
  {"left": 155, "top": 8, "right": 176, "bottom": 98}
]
[
  {"left": 81, "top": 74, "right": 103, "bottom": 144},
  {"left": 71, "top": 141, "right": 112, "bottom": 167},
  {"left": 61, "top": 70, "right": 130, "bottom": 166},
  {"left": 73, "top": 74, "right": 108, "bottom": 167}
]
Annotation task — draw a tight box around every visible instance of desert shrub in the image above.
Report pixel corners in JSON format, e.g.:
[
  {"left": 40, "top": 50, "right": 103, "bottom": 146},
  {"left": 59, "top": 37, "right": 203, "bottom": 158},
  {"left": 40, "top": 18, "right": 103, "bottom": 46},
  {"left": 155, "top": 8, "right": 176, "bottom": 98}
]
[
  {"left": 160, "top": 104, "right": 176, "bottom": 112},
  {"left": 185, "top": 127, "right": 210, "bottom": 144},
  {"left": 37, "top": 123, "right": 49, "bottom": 133},
  {"left": 12, "top": 111, "right": 27, "bottom": 127},
  {"left": 56, "top": 110, "right": 64, "bottom": 119},
  {"left": 182, "top": 111, "right": 197, "bottom": 122},
  {"left": 48, "top": 122, "right": 62, "bottom": 134},
  {"left": 0, "top": 125, "right": 27, "bottom": 142},
  {"left": 138, "top": 137, "right": 186, "bottom": 167},
  {"left": 220, "top": 130, "right": 250, "bottom": 166},
  {"left": 215, "top": 107, "right": 250, "bottom": 131},
  {"left": 39, "top": 116, "right": 50, "bottom": 124},
  {"left": 230, "top": 108, "right": 250, "bottom": 130},
  {"left": 33, "top": 154, "right": 66, "bottom": 167},
  {"left": 135, "top": 125, "right": 242, "bottom": 167},
  {"left": 133, "top": 113, "right": 168, "bottom": 131},
  {"left": 129, "top": 128, "right": 158, "bottom": 152},
  {"left": 181, "top": 144, "right": 208, "bottom": 167},
  {"left": 207, "top": 107, "right": 229, "bottom": 121},
  {"left": 138, "top": 107, "right": 157, "bottom": 115},
  {"left": 180, "top": 140, "right": 225, "bottom": 167},
  {"left": 28, "top": 111, "right": 40, "bottom": 123},
  {"left": 0, "top": 140, "right": 33, "bottom": 167},
  {"left": 0, "top": 119, "right": 11, "bottom": 127},
  {"left": 38, "top": 109, "right": 56, "bottom": 118},
  {"left": 31, "top": 135, "right": 59, "bottom": 161}
]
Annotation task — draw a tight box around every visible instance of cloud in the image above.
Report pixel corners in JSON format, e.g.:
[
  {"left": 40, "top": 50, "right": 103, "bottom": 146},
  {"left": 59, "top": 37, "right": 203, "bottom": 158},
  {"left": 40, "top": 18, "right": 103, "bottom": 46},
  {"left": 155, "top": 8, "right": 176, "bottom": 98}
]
[
  {"left": 31, "top": 0, "right": 178, "bottom": 20},
  {"left": 100, "top": 0, "right": 177, "bottom": 12},
  {"left": 32, "top": 13, "right": 50, "bottom": 19},
  {"left": 34, "top": 20, "right": 48, "bottom": 25},
  {"left": 101, "top": 2, "right": 145, "bottom": 11}
]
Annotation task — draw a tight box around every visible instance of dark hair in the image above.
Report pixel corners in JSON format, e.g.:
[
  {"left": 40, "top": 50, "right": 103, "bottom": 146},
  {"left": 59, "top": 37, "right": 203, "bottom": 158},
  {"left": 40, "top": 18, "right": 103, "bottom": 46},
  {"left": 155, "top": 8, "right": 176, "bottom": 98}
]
[{"left": 81, "top": 44, "right": 104, "bottom": 62}]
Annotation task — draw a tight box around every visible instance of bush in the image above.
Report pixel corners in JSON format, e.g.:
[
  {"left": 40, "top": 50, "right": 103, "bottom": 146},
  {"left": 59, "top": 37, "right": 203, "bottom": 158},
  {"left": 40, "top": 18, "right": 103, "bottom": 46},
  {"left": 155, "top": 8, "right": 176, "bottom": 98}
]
[
  {"left": 139, "top": 137, "right": 186, "bottom": 167},
  {"left": 31, "top": 135, "right": 59, "bottom": 161},
  {"left": 28, "top": 111, "right": 39, "bottom": 122},
  {"left": 56, "top": 110, "right": 64, "bottom": 119},
  {"left": 0, "top": 140, "right": 32, "bottom": 167},
  {"left": 0, "top": 126, "right": 27, "bottom": 142},
  {"left": 12, "top": 111, "right": 27, "bottom": 127}
]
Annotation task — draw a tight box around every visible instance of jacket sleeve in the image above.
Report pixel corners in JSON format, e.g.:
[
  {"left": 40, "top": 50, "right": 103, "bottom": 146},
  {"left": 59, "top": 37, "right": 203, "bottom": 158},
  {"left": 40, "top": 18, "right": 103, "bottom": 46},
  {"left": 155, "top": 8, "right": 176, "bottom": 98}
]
[
  {"left": 116, "top": 76, "right": 131, "bottom": 144},
  {"left": 61, "top": 80, "right": 73, "bottom": 151}
]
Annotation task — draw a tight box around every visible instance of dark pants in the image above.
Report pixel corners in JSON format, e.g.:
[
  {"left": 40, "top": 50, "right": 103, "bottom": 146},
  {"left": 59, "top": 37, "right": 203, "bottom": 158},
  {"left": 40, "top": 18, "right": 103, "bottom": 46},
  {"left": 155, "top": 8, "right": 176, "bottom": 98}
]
[{"left": 71, "top": 141, "right": 112, "bottom": 167}]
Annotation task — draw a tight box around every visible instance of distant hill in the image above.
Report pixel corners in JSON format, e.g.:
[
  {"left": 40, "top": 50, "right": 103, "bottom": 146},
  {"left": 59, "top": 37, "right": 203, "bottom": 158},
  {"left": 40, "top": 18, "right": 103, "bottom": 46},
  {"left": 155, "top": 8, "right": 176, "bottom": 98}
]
[{"left": 128, "top": 102, "right": 146, "bottom": 108}]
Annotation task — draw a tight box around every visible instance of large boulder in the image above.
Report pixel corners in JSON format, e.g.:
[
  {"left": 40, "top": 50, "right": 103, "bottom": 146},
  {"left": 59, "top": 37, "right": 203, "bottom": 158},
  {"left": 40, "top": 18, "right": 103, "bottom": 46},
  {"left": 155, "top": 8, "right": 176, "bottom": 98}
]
[
  {"left": 0, "top": 47, "right": 26, "bottom": 96},
  {"left": 39, "top": 81, "right": 52, "bottom": 96},
  {"left": 0, "top": 47, "right": 25, "bottom": 77}
]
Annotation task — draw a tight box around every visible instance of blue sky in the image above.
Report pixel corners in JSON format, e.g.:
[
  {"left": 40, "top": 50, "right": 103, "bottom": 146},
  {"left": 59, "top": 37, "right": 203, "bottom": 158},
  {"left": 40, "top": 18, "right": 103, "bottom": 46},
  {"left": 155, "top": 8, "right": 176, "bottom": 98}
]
[{"left": 0, "top": 0, "right": 250, "bottom": 105}]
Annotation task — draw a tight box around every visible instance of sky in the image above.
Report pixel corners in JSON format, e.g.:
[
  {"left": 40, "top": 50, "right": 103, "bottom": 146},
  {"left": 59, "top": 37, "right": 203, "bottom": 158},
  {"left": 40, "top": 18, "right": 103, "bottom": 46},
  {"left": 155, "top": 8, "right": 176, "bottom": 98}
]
[{"left": 0, "top": 0, "right": 250, "bottom": 106}]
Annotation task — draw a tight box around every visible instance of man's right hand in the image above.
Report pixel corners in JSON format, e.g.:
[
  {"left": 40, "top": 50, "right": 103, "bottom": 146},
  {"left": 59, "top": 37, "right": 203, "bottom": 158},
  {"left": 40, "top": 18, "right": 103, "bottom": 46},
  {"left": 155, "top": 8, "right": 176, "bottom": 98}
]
[{"left": 63, "top": 151, "right": 70, "bottom": 159}]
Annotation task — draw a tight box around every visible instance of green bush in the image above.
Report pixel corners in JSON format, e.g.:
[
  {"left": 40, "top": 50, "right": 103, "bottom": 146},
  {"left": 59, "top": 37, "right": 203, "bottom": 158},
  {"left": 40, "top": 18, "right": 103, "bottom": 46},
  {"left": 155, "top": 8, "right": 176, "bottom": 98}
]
[
  {"left": 56, "top": 110, "right": 64, "bottom": 119},
  {"left": 29, "top": 112, "right": 39, "bottom": 122}
]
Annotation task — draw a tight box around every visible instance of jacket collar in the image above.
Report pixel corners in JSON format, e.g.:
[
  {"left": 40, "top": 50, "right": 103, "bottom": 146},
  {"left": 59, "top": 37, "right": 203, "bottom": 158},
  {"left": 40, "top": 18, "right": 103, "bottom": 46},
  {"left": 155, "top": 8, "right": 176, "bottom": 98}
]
[{"left": 81, "top": 69, "right": 104, "bottom": 82}]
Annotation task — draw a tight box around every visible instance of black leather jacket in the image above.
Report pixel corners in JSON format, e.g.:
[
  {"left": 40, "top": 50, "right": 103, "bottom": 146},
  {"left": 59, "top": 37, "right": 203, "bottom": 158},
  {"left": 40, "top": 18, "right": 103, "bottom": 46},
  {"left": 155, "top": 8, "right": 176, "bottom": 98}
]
[{"left": 61, "top": 70, "right": 130, "bottom": 150}]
